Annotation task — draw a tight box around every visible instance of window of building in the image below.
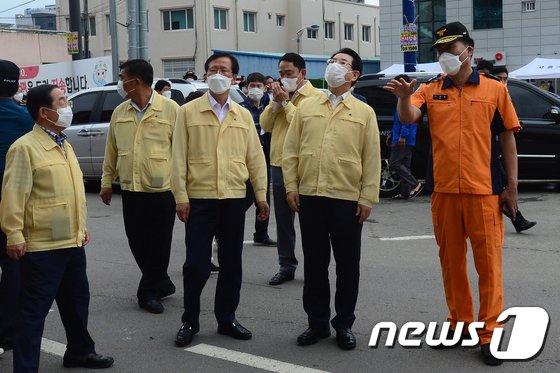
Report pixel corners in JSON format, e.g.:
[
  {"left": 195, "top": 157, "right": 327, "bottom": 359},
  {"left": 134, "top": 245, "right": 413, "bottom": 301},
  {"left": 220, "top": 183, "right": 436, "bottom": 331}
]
[
  {"left": 89, "top": 16, "right": 96, "bottom": 36},
  {"left": 163, "top": 59, "right": 195, "bottom": 79},
  {"left": 344, "top": 23, "right": 353, "bottom": 41},
  {"left": 325, "top": 21, "right": 334, "bottom": 39},
  {"left": 163, "top": 9, "right": 194, "bottom": 31},
  {"left": 243, "top": 12, "right": 256, "bottom": 32},
  {"left": 473, "top": 0, "right": 503, "bottom": 29},
  {"left": 66, "top": 17, "right": 70, "bottom": 31},
  {"left": 276, "top": 14, "right": 285, "bottom": 26},
  {"left": 105, "top": 15, "right": 111, "bottom": 35},
  {"left": 416, "top": 0, "right": 446, "bottom": 63},
  {"left": 522, "top": 1, "right": 536, "bottom": 12},
  {"left": 214, "top": 8, "right": 228, "bottom": 30},
  {"left": 307, "top": 28, "right": 318, "bottom": 39},
  {"left": 362, "top": 25, "right": 371, "bottom": 42}
]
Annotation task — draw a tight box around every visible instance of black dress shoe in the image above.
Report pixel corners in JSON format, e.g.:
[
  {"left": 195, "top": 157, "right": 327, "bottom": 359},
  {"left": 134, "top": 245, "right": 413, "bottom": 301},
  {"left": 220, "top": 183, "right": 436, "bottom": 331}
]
[
  {"left": 158, "top": 283, "right": 176, "bottom": 299},
  {"left": 217, "top": 321, "right": 252, "bottom": 340},
  {"left": 512, "top": 211, "right": 537, "bottom": 233},
  {"left": 138, "top": 299, "right": 164, "bottom": 314},
  {"left": 63, "top": 351, "right": 114, "bottom": 369},
  {"left": 254, "top": 237, "right": 277, "bottom": 246},
  {"left": 175, "top": 322, "right": 196, "bottom": 347},
  {"left": 480, "top": 343, "right": 502, "bottom": 366},
  {"left": 335, "top": 328, "right": 356, "bottom": 350},
  {"left": 269, "top": 271, "right": 294, "bottom": 285},
  {"left": 297, "top": 327, "right": 331, "bottom": 346},
  {"left": 210, "top": 263, "right": 220, "bottom": 273}
]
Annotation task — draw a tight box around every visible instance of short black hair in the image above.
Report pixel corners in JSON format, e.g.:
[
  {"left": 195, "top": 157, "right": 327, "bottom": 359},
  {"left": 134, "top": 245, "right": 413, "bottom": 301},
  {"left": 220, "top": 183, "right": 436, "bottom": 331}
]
[
  {"left": 184, "top": 90, "right": 204, "bottom": 104},
  {"left": 26, "top": 84, "right": 57, "bottom": 121},
  {"left": 492, "top": 65, "right": 509, "bottom": 76},
  {"left": 279, "top": 53, "right": 306, "bottom": 70},
  {"left": 119, "top": 59, "right": 153, "bottom": 86},
  {"left": 331, "top": 48, "right": 363, "bottom": 74},
  {"left": 154, "top": 79, "right": 171, "bottom": 92},
  {"left": 265, "top": 75, "right": 274, "bottom": 81},
  {"left": 394, "top": 74, "right": 411, "bottom": 83},
  {"left": 204, "top": 53, "right": 240, "bottom": 75},
  {"left": 246, "top": 72, "right": 266, "bottom": 85},
  {"left": 477, "top": 60, "right": 494, "bottom": 72}
]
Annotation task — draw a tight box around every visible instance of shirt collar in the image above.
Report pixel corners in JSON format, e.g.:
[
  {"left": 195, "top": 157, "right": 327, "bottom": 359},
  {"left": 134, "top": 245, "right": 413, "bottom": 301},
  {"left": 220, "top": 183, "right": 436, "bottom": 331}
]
[
  {"left": 39, "top": 125, "right": 67, "bottom": 145},
  {"left": 442, "top": 68, "right": 480, "bottom": 89},
  {"left": 327, "top": 89, "right": 351, "bottom": 101},
  {"left": 130, "top": 90, "right": 155, "bottom": 112},
  {"left": 208, "top": 91, "right": 231, "bottom": 110}
]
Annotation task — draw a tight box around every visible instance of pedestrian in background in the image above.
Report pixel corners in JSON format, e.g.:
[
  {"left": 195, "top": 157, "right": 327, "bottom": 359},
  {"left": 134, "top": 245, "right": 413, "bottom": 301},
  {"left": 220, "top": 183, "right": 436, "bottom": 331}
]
[
  {"left": 100, "top": 59, "right": 179, "bottom": 314},
  {"left": 283, "top": 48, "right": 380, "bottom": 350},
  {"left": 0, "top": 59, "right": 34, "bottom": 354},
  {"left": 260, "top": 53, "right": 323, "bottom": 286},
  {"left": 172, "top": 52, "right": 268, "bottom": 348},
  {"left": 387, "top": 73, "right": 423, "bottom": 200},
  {"left": 1, "top": 84, "right": 113, "bottom": 372},
  {"left": 154, "top": 79, "right": 172, "bottom": 98}
]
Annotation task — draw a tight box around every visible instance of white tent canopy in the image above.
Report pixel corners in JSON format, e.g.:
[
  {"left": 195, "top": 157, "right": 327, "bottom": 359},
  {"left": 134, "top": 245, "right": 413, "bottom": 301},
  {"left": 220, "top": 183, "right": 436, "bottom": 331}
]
[
  {"left": 509, "top": 58, "right": 560, "bottom": 79},
  {"left": 379, "top": 62, "right": 442, "bottom": 74}
]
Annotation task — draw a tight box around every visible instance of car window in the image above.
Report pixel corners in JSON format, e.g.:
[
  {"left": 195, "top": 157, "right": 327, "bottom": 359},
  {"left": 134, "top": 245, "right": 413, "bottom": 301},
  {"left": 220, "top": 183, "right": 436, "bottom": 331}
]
[
  {"left": 508, "top": 83, "right": 553, "bottom": 120},
  {"left": 70, "top": 92, "right": 99, "bottom": 125},
  {"left": 100, "top": 91, "right": 126, "bottom": 122},
  {"left": 354, "top": 85, "right": 397, "bottom": 117}
]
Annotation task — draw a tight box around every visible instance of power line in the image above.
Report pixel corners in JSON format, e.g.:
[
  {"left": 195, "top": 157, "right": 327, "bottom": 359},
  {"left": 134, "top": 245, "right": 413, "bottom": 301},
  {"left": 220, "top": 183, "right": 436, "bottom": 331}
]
[{"left": 0, "top": 0, "right": 37, "bottom": 15}]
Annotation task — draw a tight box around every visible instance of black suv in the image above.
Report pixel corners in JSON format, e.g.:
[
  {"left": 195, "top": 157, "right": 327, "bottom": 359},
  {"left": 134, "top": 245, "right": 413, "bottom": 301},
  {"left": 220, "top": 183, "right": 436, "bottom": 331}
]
[{"left": 354, "top": 73, "right": 560, "bottom": 197}]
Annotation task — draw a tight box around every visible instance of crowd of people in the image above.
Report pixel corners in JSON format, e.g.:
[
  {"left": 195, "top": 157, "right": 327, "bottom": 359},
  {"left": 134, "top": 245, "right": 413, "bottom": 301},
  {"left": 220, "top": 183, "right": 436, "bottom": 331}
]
[{"left": 0, "top": 20, "right": 532, "bottom": 372}]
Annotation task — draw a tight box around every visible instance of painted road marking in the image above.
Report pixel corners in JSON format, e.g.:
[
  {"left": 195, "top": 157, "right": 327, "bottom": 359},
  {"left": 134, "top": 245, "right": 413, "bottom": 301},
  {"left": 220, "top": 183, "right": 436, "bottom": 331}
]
[
  {"left": 379, "top": 235, "right": 435, "bottom": 241},
  {"left": 185, "top": 343, "right": 330, "bottom": 373},
  {"left": 41, "top": 338, "right": 66, "bottom": 357}
]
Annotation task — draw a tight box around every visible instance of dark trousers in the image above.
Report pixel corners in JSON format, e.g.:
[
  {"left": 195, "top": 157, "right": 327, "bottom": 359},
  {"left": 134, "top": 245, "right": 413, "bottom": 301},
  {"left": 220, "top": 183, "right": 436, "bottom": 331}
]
[
  {"left": 14, "top": 248, "right": 95, "bottom": 373},
  {"left": 0, "top": 187, "right": 20, "bottom": 348},
  {"left": 121, "top": 191, "right": 176, "bottom": 301},
  {"left": 298, "top": 196, "right": 362, "bottom": 330},
  {"left": 271, "top": 166, "right": 297, "bottom": 274},
  {"left": 389, "top": 145, "right": 418, "bottom": 196},
  {"left": 181, "top": 198, "right": 246, "bottom": 331}
]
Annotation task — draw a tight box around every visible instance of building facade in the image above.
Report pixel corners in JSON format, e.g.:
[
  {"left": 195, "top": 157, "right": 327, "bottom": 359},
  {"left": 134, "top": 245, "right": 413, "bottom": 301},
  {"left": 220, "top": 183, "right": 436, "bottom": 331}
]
[
  {"left": 55, "top": 0, "right": 379, "bottom": 78},
  {"left": 0, "top": 29, "right": 71, "bottom": 67},
  {"left": 15, "top": 6, "right": 57, "bottom": 31},
  {"left": 380, "top": 0, "right": 560, "bottom": 71}
]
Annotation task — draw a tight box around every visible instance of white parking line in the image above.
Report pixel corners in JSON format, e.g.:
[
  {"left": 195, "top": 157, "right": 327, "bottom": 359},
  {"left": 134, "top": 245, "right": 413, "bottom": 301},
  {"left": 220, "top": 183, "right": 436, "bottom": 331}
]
[
  {"left": 243, "top": 240, "right": 253, "bottom": 244},
  {"left": 379, "top": 235, "right": 435, "bottom": 241},
  {"left": 41, "top": 338, "right": 66, "bottom": 357},
  {"left": 185, "top": 343, "right": 330, "bottom": 373}
]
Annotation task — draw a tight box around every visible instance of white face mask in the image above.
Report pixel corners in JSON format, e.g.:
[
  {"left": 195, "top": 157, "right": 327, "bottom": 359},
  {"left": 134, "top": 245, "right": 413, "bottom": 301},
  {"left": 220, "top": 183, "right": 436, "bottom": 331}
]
[
  {"left": 162, "top": 90, "right": 172, "bottom": 99},
  {"left": 438, "top": 47, "right": 469, "bottom": 76},
  {"left": 248, "top": 87, "right": 264, "bottom": 102},
  {"left": 46, "top": 106, "right": 73, "bottom": 128},
  {"left": 281, "top": 76, "right": 300, "bottom": 92},
  {"left": 117, "top": 78, "right": 136, "bottom": 98},
  {"left": 325, "top": 63, "right": 351, "bottom": 88},
  {"left": 13, "top": 92, "right": 24, "bottom": 102},
  {"left": 207, "top": 73, "right": 232, "bottom": 94}
]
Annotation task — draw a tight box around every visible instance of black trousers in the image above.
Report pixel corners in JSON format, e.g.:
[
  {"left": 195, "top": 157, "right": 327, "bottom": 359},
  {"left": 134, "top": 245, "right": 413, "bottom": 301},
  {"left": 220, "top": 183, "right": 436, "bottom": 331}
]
[
  {"left": 298, "top": 196, "right": 362, "bottom": 330},
  {"left": 181, "top": 198, "right": 246, "bottom": 332},
  {"left": 0, "top": 185, "right": 20, "bottom": 347},
  {"left": 121, "top": 191, "right": 175, "bottom": 301},
  {"left": 14, "top": 248, "right": 95, "bottom": 373}
]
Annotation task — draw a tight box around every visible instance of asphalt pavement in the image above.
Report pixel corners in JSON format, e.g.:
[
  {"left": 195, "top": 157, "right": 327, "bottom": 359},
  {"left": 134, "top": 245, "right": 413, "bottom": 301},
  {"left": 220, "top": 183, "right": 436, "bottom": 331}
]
[{"left": 0, "top": 184, "right": 559, "bottom": 373}]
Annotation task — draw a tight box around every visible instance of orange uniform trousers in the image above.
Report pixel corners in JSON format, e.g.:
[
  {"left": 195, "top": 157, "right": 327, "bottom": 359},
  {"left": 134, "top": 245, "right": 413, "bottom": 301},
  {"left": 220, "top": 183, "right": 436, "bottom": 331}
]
[{"left": 431, "top": 192, "right": 504, "bottom": 345}]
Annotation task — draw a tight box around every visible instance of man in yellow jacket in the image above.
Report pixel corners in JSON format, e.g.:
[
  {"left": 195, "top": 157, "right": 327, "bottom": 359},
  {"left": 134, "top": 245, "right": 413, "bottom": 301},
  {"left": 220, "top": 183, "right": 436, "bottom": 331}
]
[
  {"left": 283, "top": 48, "right": 381, "bottom": 350},
  {"left": 172, "top": 53, "right": 268, "bottom": 347},
  {"left": 0, "top": 84, "right": 113, "bottom": 372},
  {"left": 260, "top": 53, "right": 323, "bottom": 286},
  {"left": 100, "top": 59, "right": 179, "bottom": 314}
]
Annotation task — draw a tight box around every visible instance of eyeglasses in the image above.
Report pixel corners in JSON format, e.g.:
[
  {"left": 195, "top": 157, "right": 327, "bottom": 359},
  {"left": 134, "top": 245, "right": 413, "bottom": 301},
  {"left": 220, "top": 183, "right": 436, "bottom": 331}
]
[
  {"left": 326, "top": 59, "right": 352, "bottom": 68},
  {"left": 207, "top": 67, "right": 233, "bottom": 75}
]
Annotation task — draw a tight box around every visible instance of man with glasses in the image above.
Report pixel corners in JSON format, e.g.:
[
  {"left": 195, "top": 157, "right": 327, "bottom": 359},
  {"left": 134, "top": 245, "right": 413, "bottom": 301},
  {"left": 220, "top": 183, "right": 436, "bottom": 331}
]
[
  {"left": 172, "top": 52, "right": 269, "bottom": 347},
  {"left": 283, "top": 48, "right": 381, "bottom": 350},
  {"left": 0, "top": 84, "right": 113, "bottom": 372},
  {"left": 100, "top": 59, "right": 180, "bottom": 314},
  {"left": 260, "top": 53, "right": 323, "bottom": 286}
]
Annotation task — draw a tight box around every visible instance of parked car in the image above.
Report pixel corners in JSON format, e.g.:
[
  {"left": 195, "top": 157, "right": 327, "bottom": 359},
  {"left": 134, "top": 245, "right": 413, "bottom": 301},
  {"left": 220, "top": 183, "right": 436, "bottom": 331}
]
[
  {"left": 66, "top": 79, "right": 247, "bottom": 182},
  {"left": 353, "top": 73, "right": 560, "bottom": 197}
]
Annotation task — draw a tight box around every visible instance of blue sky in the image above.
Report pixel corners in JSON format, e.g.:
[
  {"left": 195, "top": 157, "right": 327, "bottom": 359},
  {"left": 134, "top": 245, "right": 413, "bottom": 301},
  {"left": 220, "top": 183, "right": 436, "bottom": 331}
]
[{"left": 0, "top": 0, "right": 54, "bottom": 24}]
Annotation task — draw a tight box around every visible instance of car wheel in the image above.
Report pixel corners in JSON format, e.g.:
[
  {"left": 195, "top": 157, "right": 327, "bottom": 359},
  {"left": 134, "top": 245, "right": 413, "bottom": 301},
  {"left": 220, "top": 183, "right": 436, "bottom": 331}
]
[{"left": 379, "top": 158, "right": 401, "bottom": 198}]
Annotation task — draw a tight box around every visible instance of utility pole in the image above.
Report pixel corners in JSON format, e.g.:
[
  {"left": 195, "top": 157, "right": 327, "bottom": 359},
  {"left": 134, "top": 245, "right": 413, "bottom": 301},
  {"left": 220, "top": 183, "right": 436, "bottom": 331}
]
[
  {"left": 126, "top": 0, "right": 138, "bottom": 60},
  {"left": 109, "top": 0, "right": 120, "bottom": 79},
  {"left": 83, "top": 0, "right": 90, "bottom": 58},
  {"left": 69, "top": 0, "right": 83, "bottom": 60},
  {"left": 137, "top": 0, "right": 148, "bottom": 61},
  {"left": 403, "top": 0, "right": 416, "bottom": 72}
]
